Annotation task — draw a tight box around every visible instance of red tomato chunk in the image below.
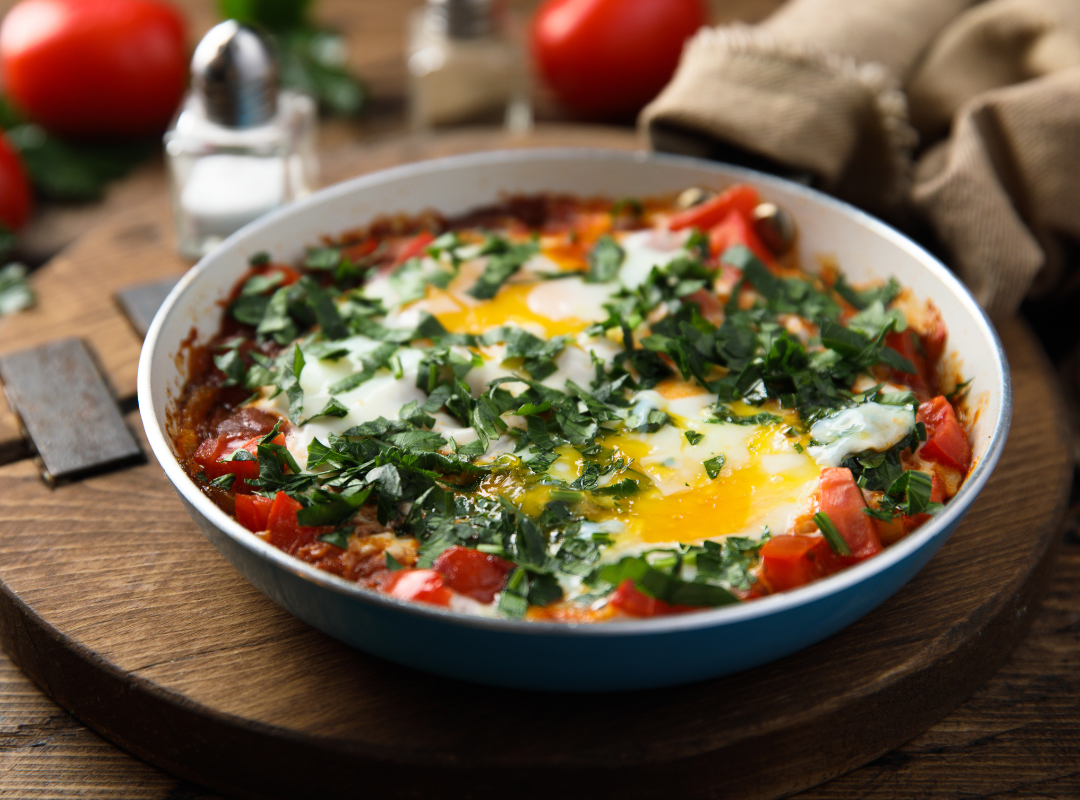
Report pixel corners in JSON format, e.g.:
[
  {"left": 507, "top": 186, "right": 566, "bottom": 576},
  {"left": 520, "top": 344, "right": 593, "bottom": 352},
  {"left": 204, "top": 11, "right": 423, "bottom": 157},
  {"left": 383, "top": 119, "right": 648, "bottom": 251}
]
[
  {"left": 432, "top": 546, "right": 515, "bottom": 603},
  {"left": 667, "top": 184, "right": 759, "bottom": 232},
  {"left": 192, "top": 433, "right": 284, "bottom": 492},
  {"left": 394, "top": 231, "right": 436, "bottom": 265},
  {"left": 819, "top": 467, "right": 883, "bottom": 561},
  {"left": 235, "top": 494, "right": 273, "bottom": 532},
  {"left": 885, "top": 329, "right": 933, "bottom": 398},
  {"left": 761, "top": 534, "right": 831, "bottom": 592},
  {"left": 708, "top": 209, "right": 775, "bottom": 267},
  {"left": 609, "top": 579, "right": 699, "bottom": 617},
  {"left": 384, "top": 569, "right": 452, "bottom": 606},
  {"left": 265, "top": 491, "right": 325, "bottom": 554},
  {"left": 918, "top": 396, "right": 971, "bottom": 472}
]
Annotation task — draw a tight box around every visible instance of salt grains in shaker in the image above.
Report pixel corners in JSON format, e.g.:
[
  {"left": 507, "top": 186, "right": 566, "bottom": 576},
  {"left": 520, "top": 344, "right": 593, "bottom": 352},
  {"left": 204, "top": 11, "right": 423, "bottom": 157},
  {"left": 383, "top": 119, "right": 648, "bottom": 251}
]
[
  {"left": 408, "top": 0, "right": 531, "bottom": 132},
  {"left": 165, "top": 21, "right": 317, "bottom": 258}
]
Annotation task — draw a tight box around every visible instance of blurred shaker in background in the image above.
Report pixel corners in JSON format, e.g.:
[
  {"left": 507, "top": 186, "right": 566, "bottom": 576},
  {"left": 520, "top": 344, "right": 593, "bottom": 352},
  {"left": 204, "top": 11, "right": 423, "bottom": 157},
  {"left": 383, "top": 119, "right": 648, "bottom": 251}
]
[
  {"left": 408, "top": 0, "right": 531, "bottom": 132},
  {"left": 165, "top": 21, "right": 318, "bottom": 259}
]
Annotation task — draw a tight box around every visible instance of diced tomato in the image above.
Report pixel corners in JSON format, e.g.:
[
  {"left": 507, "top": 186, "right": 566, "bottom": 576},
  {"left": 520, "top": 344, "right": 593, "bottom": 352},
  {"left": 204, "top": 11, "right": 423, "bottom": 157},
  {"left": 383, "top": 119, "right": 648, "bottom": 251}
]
[
  {"left": 192, "top": 432, "right": 284, "bottom": 491},
  {"left": 761, "top": 534, "right": 832, "bottom": 592},
  {"left": 920, "top": 315, "right": 947, "bottom": 363},
  {"left": 708, "top": 209, "right": 775, "bottom": 266},
  {"left": 340, "top": 237, "right": 379, "bottom": 263},
  {"left": 192, "top": 434, "right": 227, "bottom": 469},
  {"left": 608, "top": 580, "right": 699, "bottom": 617},
  {"left": 918, "top": 396, "right": 971, "bottom": 472},
  {"left": 610, "top": 579, "right": 671, "bottom": 617},
  {"left": 432, "top": 546, "right": 515, "bottom": 603},
  {"left": 930, "top": 472, "right": 945, "bottom": 503},
  {"left": 383, "top": 569, "right": 453, "bottom": 606},
  {"left": 266, "top": 491, "right": 320, "bottom": 554},
  {"left": 885, "top": 329, "right": 933, "bottom": 397},
  {"left": 819, "top": 467, "right": 882, "bottom": 560},
  {"left": 394, "top": 231, "right": 436, "bottom": 265},
  {"left": 192, "top": 435, "right": 257, "bottom": 482},
  {"left": 667, "top": 184, "right": 759, "bottom": 232},
  {"left": 235, "top": 494, "right": 273, "bottom": 532}
]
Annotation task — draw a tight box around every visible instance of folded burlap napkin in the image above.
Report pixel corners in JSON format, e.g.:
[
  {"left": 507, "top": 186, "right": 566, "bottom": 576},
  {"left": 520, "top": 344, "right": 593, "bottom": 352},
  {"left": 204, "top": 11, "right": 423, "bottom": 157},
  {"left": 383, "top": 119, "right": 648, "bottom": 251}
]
[{"left": 640, "top": 0, "right": 1080, "bottom": 319}]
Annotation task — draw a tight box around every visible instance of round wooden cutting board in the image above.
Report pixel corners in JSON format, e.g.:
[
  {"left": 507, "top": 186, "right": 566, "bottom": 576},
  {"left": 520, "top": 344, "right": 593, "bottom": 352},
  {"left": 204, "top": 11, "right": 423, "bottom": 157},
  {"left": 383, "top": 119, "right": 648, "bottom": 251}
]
[{"left": 0, "top": 126, "right": 1071, "bottom": 800}]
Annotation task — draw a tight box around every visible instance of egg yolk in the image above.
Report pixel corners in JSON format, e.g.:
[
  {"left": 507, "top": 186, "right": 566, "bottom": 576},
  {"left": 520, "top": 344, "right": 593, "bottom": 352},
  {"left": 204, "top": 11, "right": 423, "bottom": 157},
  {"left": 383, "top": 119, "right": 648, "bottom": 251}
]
[
  {"left": 618, "top": 457, "right": 820, "bottom": 544},
  {"left": 425, "top": 284, "right": 594, "bottom": 338},
  {"left": 475, "top": 420, "right": 819, "bottom": 549},
  {"left": 600, "top": 423, "right": 807, "bottom": 543}
]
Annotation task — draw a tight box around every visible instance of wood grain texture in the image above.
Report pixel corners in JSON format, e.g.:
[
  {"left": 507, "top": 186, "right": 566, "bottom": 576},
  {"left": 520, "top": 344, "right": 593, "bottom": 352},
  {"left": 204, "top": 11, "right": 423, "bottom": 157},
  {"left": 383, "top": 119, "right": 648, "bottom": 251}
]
[
  {"left": 0, "top": 393, "right": 29, "bottom": 466},
  {"left": 5, "top": 537, "right": 1077, "bottom": 800}
]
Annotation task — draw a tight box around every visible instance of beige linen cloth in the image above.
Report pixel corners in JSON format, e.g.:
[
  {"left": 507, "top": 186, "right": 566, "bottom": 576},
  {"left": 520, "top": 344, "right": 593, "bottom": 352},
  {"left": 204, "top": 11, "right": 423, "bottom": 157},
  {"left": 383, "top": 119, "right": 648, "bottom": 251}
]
[{"left": 640, "top": 0, "right": 1080, "bottom": 319}]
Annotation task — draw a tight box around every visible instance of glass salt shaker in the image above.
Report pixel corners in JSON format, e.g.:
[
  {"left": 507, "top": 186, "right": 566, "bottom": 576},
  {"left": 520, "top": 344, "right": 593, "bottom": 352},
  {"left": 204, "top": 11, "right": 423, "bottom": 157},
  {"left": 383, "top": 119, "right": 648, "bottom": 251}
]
[
  {"left": 165, "top": 21, "right": 318, "bottom": 259},
  {"left": 408, "top": 0, "right": 532, "bottom": 132}
]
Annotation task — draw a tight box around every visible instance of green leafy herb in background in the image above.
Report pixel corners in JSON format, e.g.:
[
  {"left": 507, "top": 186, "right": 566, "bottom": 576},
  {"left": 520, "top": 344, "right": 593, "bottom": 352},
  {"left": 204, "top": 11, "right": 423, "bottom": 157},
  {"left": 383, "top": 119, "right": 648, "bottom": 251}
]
[
  {"left": 219, "top": 0, "right": 311, "bottom": 29},
  {"left": 0, "top": 263, "right": 34, "bottom": 317},
  {"left": 0, "top": 229, "right": 33, "bottom": 318},
  {"left": 0, "top": 97, "right": 154, "bottom": 202},
  {"left": 219, "top": 0, "right": 367, "bottom": 116},
  {"left": 586, "top": 235, "right": 623, "bottom": 283}
]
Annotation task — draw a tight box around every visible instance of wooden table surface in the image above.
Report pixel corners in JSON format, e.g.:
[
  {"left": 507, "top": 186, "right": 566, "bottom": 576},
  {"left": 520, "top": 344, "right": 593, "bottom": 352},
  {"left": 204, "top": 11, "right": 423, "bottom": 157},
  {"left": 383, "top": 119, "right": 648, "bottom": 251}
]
[{"left": 1, "top": 1, "right": 1078, "bottom": 798}]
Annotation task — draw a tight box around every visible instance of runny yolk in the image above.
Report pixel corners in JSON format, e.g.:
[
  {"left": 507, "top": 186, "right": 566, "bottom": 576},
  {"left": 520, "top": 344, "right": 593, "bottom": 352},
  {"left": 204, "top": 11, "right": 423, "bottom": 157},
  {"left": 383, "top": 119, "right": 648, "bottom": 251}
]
[
  {"left": 426, "top": 284, "right": 594, "bottom": 338},
  {"left": 473, "top": 424, "right": 819, "bottom": 548},
  {"left": 600, "top": 424, "right": 819, "bottom": 545},
  {"left": 620, "top": 458, "right": 820, "bottom": 543}
]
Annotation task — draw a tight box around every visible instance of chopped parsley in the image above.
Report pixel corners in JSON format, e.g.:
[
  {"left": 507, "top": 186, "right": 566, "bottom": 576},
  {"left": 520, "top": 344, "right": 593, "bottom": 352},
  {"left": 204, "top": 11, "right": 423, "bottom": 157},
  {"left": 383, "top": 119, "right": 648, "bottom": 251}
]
[
  {"left": 592, "top": 555, "right": 740, "bottom": 608},
  {"left": 467, "top": 236, "right": 537, "bottom": 299},
  {"left": 586, "top": 235, "right": 624, "bottom": 283},
  {"left": 814, "top": 512, "right": 852, "bottom": 556},
  {"left": 703, "top": 454, "right": 726, "bottom": 479}
]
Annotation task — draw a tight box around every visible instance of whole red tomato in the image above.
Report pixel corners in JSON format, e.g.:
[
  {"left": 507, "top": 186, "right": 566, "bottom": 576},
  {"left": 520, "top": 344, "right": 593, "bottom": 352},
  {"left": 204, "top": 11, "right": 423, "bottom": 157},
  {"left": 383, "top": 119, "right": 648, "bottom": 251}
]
[
  {"left": 0, "top": 0, "right": 187, "bottom": 138},
  {"left": 531, "top": 0, "right": 707, "bottom": 119},
  {"left": 0, "top": 131, "right": 32, "bottom": 231}
]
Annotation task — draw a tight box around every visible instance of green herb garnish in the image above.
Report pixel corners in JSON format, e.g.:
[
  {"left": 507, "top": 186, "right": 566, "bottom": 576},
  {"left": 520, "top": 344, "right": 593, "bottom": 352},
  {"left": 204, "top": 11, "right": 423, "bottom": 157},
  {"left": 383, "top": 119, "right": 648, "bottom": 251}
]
[
  {"left": 703, "top": 454, "right": 726, "bottom": 479},
  {"left": 586, "top": 235, "right": 624, "bottom": 283},
  {"left": 814, "top": 512, "right": 852, "bottom": 556}
]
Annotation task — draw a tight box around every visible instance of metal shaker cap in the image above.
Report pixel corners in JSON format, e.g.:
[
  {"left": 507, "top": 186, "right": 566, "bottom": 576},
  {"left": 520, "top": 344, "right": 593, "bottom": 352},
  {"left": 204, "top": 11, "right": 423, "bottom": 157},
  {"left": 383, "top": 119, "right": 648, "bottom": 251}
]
[
  {"left": 430, "top": 0, "right": 499, "bottom": 39},
  {"left": 191, "top": 21, "right": 278, "bottom": 128}
]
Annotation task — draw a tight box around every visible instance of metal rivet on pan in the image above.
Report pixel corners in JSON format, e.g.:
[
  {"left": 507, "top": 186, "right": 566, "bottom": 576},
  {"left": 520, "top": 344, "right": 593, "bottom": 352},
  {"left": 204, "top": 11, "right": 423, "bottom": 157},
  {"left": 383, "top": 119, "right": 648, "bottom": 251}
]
[
  {"left": 752, "top": 203, "right": 797, "bottom": 256},
  {"left": 675, "top": 187, "right": 715, "bottom": 210}
]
